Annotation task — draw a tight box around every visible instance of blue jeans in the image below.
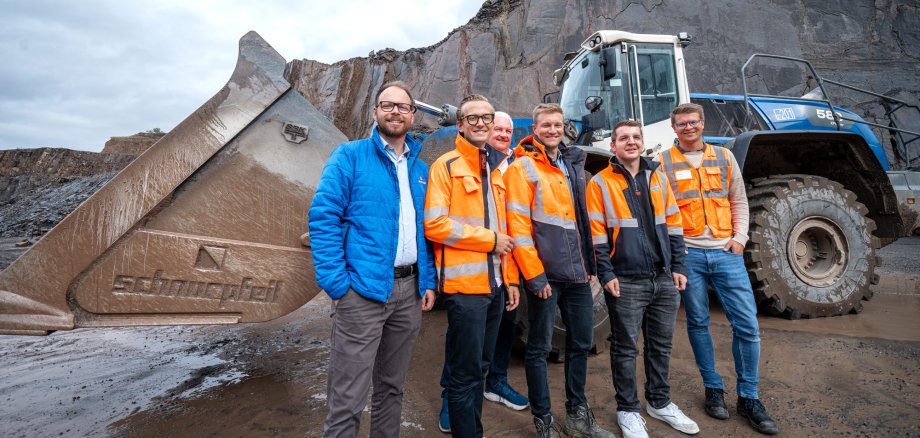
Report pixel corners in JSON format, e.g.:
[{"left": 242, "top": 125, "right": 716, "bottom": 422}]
[
  {"left": 605, "top": 271, "right": 680, "bottom": 412},
  {"left": 524, "top": 281, "right": 594, "bottom": 418},
  {"left": 682, "top": 247, "right": 761, "bottom": 399},
  {"left": 444, "top": 287, "right": 504, "bottom": 438}
]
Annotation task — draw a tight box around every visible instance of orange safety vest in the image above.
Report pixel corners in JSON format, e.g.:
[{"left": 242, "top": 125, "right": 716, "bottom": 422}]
[
  {"left": 657, "top": 143, "right": 734, "bottom": 238},
  {"left": 424, "top": 134, "right": 519, "bottom": 294}
]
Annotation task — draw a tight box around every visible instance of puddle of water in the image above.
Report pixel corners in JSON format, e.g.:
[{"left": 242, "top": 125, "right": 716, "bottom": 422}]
[{"left": 0, "top": 324, "right": 246, "bottom": 437}]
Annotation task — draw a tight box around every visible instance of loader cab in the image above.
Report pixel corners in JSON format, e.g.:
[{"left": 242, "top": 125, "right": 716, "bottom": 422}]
[{"left": 554, "top": 31, "right": 691, "bottom": 156}]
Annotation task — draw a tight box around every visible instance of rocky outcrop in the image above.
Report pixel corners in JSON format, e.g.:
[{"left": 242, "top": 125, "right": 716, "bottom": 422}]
[
  {"left": 0, "top": 147, "right": 137, "bottom": 237},
  {"left": 100, "top": 131, "right": 165, "bottom": 156},
  {"left": 289, "top": 0, "right": 919, "bottom": 159}
]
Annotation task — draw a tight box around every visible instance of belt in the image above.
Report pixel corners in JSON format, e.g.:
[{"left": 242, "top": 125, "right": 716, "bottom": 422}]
[{"left": 394, "top": 264, "right": 418, "bottom": 279}]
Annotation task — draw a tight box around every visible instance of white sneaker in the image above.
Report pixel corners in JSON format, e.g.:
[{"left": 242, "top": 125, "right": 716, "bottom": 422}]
[
  {"left": 647, "top": 402, "right": 700, "bottom": 435},
  {"left": 617, "top": 411, "right": 648, "bottom": 438}
]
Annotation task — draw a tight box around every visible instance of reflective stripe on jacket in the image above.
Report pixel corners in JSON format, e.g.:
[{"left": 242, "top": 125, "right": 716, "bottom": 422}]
[
  {"left": 424, "top": 134, "right": 519, "bottom": 294},
  {"left": 586, "top": 157, "right": 687, "bottom": 284},
  {"left": 657, "top": 143, "right": 734, "bottom": 238},
  {"left": 504, "top": 135, "right": 596, "bottom": 293}
]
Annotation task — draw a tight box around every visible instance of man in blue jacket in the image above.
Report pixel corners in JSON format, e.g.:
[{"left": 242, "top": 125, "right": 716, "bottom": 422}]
[{"left": 309, "top": 81, "right": 437, "bottom": 438}]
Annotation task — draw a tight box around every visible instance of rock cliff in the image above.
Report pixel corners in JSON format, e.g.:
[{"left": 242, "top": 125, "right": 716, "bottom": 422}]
[
  {"left": 289, "top": 0, "right": 919, "bottom": 157},
  {"left": 0, "top": 132, "right": 163, "bottom": 237}
]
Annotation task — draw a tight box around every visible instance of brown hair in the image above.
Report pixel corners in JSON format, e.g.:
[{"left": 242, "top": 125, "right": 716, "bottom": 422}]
[
  {"left": 375, "top": 80, "right": 414, "bottom": 104},
  {"left": 532, "top": 103, "right": 563, "bottom": 122},
  {"left": 613, "top": 119, "right": 643, "bottom": 138},
  {"left": 457, "top": 94, "right": 490, "bottom": 118},
  {"left": 670, "top": 103, "right": 704, "bottom": 124}
]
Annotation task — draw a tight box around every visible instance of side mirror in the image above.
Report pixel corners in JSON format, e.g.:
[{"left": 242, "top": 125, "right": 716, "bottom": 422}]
[
  {"left": 585, "top": 96, "right": 603, "bottom": 113},
  {"left": 601, "top": 47, "right": 618, "bottom": 80}
]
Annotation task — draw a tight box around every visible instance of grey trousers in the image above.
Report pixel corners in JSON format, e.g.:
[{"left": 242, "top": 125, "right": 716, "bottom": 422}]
[{"left": 324, "top": 274, "right": 422, "bottom": 438}]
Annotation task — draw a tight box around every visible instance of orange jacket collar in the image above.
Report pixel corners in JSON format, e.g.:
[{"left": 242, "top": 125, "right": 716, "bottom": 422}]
[
  {"left": 454, "top": 134, "right": 485, "bottom": 175},
  {"left": 514, "top": 135, "right": 550, "bottom": 163}
]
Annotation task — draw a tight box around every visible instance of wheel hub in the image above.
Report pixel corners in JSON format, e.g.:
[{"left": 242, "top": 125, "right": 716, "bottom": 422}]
[{"left": 786, "top": 217, "right": 848, "bottom": 287}]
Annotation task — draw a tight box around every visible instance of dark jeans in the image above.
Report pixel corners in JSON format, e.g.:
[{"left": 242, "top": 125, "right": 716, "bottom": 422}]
[
  {"left": 605, "top": 271, "right": 680, "bottom": 412},
  {"left": 444, "top": 287, "right": 504, "bottom": 438},
  {"left": 440, "top": 288, "right": 517, "bottom": 396},
  {"left": 486, "top": 305, "right": 518, "bottom": 388},
  {"left": 524, "top": 281, "right": 594, "bottom": 418}
]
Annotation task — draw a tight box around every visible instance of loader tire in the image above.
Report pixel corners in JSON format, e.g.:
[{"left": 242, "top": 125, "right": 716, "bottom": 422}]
[
  {"left": 746, "top": 175, "right": 879, "bottom": 319},
  {"left": 516, "top": 278, "right": 609, "bottom": 363}
]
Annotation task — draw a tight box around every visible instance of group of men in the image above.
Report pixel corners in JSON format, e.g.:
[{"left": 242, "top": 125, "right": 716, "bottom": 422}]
[{"left": 309, "top": 81, "right": 779, "bottom": 438}]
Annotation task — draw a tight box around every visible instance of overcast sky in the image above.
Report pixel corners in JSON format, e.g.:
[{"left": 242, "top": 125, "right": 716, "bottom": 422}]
[{"left": 0, "top": 0, "right": 482, "bottom": 151}]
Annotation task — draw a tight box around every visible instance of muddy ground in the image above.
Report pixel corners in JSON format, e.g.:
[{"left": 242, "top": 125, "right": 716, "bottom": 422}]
[{"left": 1, "top": 237, "right": 918, "bottom": 437}]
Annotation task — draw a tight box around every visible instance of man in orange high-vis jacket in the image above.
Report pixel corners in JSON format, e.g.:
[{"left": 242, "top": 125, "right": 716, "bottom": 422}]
[
  {"left": 504, "top": 103, "right": 613, "bottom": 438},
  {"left": 435, "top": 111, "right": 529, "bottom": 435},
  {"left": 424, "top": 94, "right": 520, "bottom": 438},
  {"left": 658, "top": 103, "right": 778, "bottom": 435},
  {"left": 587, "top": 120, "right": 698, "bottom": 438}
]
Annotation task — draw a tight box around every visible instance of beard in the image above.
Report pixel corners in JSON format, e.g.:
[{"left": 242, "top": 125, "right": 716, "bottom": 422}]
[{"left": 378, "top": 115, "right": 410, "bottom": 138}]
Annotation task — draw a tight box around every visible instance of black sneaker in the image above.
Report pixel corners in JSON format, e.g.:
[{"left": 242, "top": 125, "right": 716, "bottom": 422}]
[
  {"left": 737, "top": 397, "right": 779, "bottom": 435},
  {"left": 534, "top": 414, "right": 561, "bottom": 438},
  {"left": 704, "top": 388, "right": 730, "bottom": 420}
]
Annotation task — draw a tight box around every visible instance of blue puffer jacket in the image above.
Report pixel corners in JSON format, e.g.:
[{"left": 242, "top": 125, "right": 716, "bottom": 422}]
[{"left": 309, "top": 128, "right": 437, "bottom": 302}]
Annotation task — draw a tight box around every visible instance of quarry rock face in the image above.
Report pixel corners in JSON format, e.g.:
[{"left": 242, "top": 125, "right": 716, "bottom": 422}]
[
  {"left": 0, "top": 132, "right": 158, "bottom": 236},
  {"left": 288, "top": 0, "right": 920, "bottom": 154},
  {"left": 3, "top": 1, "right": 918, "bottom": 237}
]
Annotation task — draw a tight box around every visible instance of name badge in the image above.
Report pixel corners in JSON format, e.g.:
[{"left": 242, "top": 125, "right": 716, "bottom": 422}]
[{"left": 675, "top": 169, "right": 693, "bottom": 181}]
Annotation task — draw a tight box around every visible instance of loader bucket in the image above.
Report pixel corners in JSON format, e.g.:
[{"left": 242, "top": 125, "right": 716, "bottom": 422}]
[{"left": 0, "top": 31, "right": 347, "bottom": 335}]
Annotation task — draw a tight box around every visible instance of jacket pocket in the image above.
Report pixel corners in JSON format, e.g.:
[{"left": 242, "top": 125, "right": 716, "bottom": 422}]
[
  {"left": 712, "top": 197, "right": 733, "bottom": 231},
  {"left": 677, "top": 198, "right": 698, "bottom": 231},
  {"left": 461, "top": 175, "right": 480, "bottom": 194},
  {"left": 704, "top": 166, "right": 723, "bottom": 191}
]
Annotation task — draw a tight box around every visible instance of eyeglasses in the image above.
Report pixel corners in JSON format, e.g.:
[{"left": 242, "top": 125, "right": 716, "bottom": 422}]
[
  {"left": 674, "top": 119, "right": 702, "bottom": 129},
  {"left": 377, "top": 101, "right": 417, "bottom": 114},
  {"left": 462, "top": 113, "right": 495, "bottom": 125}
]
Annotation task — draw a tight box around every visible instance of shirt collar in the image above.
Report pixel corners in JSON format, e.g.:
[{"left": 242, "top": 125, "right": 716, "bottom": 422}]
[{"left": 377, "top": 131, "right": 411, "bottom": 158}]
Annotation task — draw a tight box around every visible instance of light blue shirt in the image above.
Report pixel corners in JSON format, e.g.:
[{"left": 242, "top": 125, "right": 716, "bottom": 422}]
[{"left": 382, "top": 134, "right": 418, "bottom": 267}]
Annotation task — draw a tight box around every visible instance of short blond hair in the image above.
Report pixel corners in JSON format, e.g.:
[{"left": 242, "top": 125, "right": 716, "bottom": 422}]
[{"left": 532, "top": 103, "right": 563, "bottom": 123}]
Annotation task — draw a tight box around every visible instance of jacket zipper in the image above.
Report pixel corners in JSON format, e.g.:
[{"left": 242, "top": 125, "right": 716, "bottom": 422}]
[
  {"left": 621, "top": 165, "right": 655, "bottom": 275},
  {"left": 552, "top": 152, "right": 587, "bottom": 282}
]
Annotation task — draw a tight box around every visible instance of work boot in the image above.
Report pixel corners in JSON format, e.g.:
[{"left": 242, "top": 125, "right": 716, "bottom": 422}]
[
  {"left": 438, "top": 395, "right": 450, "bottom": 433},
  {"left": 616, "top": 411, "right": 648, "bottom": 438},
  {"left": 563, "top": 405, "right": 616, "bottom": 438},
  {"left": 647, "top": 401, "right": 700, "bottom": 435},
  {"left": 704, "top": 387, "right": 730, "bottom": 420},
  {"left": 534, "top": 413, "right": 561, "bottom": 438},
  {"left": 737, "top": 397, "right": 779, "bottom": 435}
]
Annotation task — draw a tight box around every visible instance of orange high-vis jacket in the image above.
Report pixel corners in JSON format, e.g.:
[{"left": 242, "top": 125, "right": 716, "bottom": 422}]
[
  {"left": 657, "top": 143, "right": 734, "bottom": 238},
  {"left": 424, "top": 134, "right": 519, "bottom": 294},
  {"left": 586, "top": 157, "right": 686, "bottom": 284},
  {"left": 504, "top": 135, "right": 595, "bottom": 294}
]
